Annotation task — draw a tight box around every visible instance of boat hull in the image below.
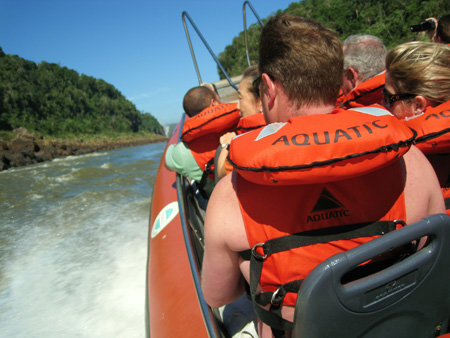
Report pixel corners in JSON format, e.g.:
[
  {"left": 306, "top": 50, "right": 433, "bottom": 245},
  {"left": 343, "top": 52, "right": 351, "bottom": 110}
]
[{"left": 146, "top": 122, "right": 212, "bottom": 337}]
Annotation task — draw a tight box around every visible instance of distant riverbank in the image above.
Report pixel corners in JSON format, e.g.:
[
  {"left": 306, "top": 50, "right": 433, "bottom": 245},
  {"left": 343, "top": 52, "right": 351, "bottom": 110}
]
[{"left": 0, "top": 128, "right": 168, "bottom": 171}]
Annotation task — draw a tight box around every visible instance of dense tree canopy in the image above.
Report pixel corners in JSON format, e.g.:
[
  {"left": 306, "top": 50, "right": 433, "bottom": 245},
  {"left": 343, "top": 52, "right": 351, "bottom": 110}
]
[
  {"left": 218, "top": 0, "right": 450, "bottom": 78},
  {"left": 0, "top": 47, "right": 164, "bottom": 136}
]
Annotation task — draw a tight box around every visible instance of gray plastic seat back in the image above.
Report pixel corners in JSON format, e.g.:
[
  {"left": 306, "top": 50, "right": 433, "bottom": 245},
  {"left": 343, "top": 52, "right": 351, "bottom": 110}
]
[{"left": 293, "top": 214, "right": 450, "bottom": 338}]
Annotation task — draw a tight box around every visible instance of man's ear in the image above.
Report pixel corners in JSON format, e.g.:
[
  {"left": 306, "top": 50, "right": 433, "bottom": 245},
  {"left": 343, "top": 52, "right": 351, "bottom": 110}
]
[
  {"left": 346, "top": 67, "right": 359, "bottom": 89},
  {"left": 412, "top": 95, "right": 430, "bottom": 115},
  {"left": 262, "top": 73, "right": 276, "bottom": 107}
]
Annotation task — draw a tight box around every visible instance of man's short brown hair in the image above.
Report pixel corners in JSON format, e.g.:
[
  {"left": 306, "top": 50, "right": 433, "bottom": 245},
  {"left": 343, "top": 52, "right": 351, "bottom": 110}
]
[
  {"left": 183, "top": 86, "right": 218, "bottom": 117},
  {"left": 258, "top": 13, "right": 343, "bottom": 108}
]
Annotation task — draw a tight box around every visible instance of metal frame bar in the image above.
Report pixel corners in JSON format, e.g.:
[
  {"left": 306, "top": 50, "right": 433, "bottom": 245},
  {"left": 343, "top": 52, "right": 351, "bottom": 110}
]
[
  {"left": 182, "top": 11, "right": 238, "bottom": 91},
  {"left": 243, "top": 1, "right": 264, "bottom": 66}
]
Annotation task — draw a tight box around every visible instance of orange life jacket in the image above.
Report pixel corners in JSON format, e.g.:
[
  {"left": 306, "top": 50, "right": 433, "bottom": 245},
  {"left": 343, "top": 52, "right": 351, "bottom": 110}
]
[
  {"left": 219, "top": 113, "right": 267, "bottom": 177},
  {"left": 229, "top": 106, "right": 415, "bottom": 186},
  {"left": 235, "top": 112, "right": 267, "bottom": 135},
  {"left": 230, "top": 106, "right": 414, "bottom": 330},
  {"left": 404, "top": 100, "right": 450, "bottom": 155},
  {"left": 444, "top": 187, "right": 450, "bottom": 214},
  {"left": 180, "top": 103, "right": 240, "bottom": 177},
  {"left": 405, "top": 100, "right": 450, "bottom": 214},
  {"left": 236, "top": 161, "right": 407, "bottom": 305},
  {"left": 336, "top": 71, "right": 385, "bottom": 108}
]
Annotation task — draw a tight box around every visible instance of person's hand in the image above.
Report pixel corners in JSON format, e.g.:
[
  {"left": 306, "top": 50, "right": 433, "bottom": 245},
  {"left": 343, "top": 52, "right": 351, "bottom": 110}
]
[
  {"left": 425, "top": 17, "right": 438, "bottom": 42},
  {"left": 220, "top": 132, "right": 236, "bottom": 147}
]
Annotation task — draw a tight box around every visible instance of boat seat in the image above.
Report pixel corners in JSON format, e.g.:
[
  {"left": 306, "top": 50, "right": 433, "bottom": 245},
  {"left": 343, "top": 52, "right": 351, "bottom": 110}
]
[{"left": 292, "top": 214, "right": 450, "bottom": 338}]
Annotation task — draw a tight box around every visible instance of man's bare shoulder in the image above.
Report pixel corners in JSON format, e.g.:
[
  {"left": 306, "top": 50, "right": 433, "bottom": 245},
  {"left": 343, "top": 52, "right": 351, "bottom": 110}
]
[
  {"left": 205, "top": 172, "right": 247, "bottom": 251},
  {"left": 211, "top": 171, "right": 235, "bottom": 196}
]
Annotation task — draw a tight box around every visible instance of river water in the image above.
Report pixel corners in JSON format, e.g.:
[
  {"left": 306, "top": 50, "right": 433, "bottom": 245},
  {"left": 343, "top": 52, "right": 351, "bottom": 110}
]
[{"left": 0, "top": 142, "right": 166, "bottom": 338}]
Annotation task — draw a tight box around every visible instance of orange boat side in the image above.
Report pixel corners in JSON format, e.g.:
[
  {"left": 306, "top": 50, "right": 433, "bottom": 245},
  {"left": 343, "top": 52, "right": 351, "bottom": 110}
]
[{"left": 147, "top": 123, "right": 210, "bottom": 337}]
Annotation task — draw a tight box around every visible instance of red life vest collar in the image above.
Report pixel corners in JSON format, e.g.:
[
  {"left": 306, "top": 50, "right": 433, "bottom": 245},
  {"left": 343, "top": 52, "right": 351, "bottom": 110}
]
[
  {"left": 235, "top": 112, "right": 267, "bottom": 135},
  {"left": 337, "top": 71, "right": 385, "bottom": 108},
  {"left": 405, "top": 100, "right": 450, "bottom": 155},
  {"left": 229, "top": 106, "right": 415, "bottom": 186},
  {"left": 181, "top": 102, "right": 240, "bottom": 142}
]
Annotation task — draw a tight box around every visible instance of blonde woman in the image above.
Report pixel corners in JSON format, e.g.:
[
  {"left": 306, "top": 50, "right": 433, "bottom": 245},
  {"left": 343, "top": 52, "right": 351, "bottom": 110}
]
[{"left": 384, "top": 41, "right": 450, "bottom": 214}]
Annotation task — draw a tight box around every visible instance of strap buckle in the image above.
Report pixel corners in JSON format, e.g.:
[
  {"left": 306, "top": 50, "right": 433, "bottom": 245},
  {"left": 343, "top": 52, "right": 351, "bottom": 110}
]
[
  {"left": 394, "top": 219, "right": 407, "bottom": 228},
  {"left": 251, "top": 243, "right": 267, "bottom": 260},
  {"left": 271, "top": 287, "right": 286, "bottom": 306}
]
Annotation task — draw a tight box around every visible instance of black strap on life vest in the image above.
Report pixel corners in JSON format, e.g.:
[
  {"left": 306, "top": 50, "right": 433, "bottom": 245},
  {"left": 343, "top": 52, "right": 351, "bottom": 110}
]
[
  {"left": 197, "top": 158, "right": 214, "bottom": 199},
  {"left": 413, "top": 128, "right": 450, "bottom": 145},
  {"left": 445, "top": 196, "right": 450, "bottom": 210},
  {"left": 239, "top": 220, "right": 401, "bottom": 337},
  {"left": 234, "top": 123, "right": 266, "bottom": 134},
  {"left": 180, "top": 108, "right": 240, "bottom": 140}
]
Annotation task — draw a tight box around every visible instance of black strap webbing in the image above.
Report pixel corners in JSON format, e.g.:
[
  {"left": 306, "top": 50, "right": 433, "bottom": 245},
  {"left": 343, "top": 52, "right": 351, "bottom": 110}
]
[
  {"left": 240, "top": 220, "right": 398, "bottom": 261},
  {"left": 249, "top": 248, "right": 294, "bottom": 332},
  {"left": 197, "top": 158, "right": 214, "bottom": 199},
  {"left": 254, "top": 280, "right": 303, "bottom": 306},
  {"left": 243, "top": 220, "right": 399, "bottom": 333}
]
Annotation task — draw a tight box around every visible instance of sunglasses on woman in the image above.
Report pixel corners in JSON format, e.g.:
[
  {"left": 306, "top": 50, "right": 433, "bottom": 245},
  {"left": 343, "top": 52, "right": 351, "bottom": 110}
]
[
  {"left": 252, "top": 73, "right": 276, "bottom": 98},
  {"left": 382, "top": 87, "right": 416, "bottom": 108},
  {"left": 252, "top": 75, "right": 262, "bottom": 98}
]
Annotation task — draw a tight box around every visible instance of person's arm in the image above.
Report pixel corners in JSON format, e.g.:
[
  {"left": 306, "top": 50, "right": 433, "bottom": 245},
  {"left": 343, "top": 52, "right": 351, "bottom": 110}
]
[
  {"left": 164, "top": 142, "right": 203, "bottom": 182},
  {"left": 201, "top": 174, "right": 245, "bottom": 308},
  {"left": 403, "top": 146, "right": 445, "bottom": 223},
  {"left": 425, "top": 17, "right": 439, "bottom": 42},
  {"left": 215, "top": 132, "right": 236, "bottom": 181}
]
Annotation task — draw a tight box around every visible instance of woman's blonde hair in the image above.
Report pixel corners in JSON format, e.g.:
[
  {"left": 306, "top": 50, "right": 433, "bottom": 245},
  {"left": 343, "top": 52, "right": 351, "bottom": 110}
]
[{"left": 386, "top": 41, "right": 450, "bottom": 105}]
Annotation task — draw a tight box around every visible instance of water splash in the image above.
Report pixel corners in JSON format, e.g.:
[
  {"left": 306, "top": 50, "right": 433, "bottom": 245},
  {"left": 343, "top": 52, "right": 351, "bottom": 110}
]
[{"left": 0, "top": 143, "right": 166, "bottom": 338}]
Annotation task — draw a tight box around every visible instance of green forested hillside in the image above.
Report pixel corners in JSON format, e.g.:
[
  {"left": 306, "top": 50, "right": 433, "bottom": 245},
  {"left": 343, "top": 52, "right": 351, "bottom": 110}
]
[
  {"left": 0, "top": 47, "right": 164, "bottom": 137},
  {"left": 218, "top": 0, "right": 450, "bottom": 78}
]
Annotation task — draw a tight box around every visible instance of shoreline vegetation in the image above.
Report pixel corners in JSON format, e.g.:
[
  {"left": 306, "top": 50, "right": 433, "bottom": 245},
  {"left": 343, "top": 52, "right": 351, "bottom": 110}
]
[
  {"left": 0, "top": 46, "right": 169, "bottom": 172},
  {"left": 0, "top": 128, "right": 168, "bottom": 171},
  {"left": 217, "top": 0, "right": 449, "bottom": 79},
  {"left": 5, "top": 0, "right": 448, "bottom": 172}
]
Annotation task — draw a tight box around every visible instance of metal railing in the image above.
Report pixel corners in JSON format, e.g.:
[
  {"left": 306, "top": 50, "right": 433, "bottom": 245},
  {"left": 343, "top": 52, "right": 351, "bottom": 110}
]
[
  {"left": 182, "top": 11, "right": 239, "bottom": 91},
  {"left": 243, "top": 1, "right": 264, "bottom": 66}
]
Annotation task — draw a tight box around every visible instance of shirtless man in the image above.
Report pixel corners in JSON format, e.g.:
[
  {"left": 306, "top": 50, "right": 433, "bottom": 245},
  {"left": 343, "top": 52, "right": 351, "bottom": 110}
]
[{"left": 201, "top": 13, "right": 444, "bottom": 338}]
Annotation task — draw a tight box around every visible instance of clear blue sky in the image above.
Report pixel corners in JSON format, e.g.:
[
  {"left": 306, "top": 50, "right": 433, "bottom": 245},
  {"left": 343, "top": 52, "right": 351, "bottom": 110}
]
[{"left": 0, "top": 0, "right": 294, "bottom": 126}]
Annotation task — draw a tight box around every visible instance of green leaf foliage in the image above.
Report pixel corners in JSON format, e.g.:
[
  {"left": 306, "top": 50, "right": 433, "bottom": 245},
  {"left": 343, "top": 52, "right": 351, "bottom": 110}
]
[
  {"left": 0, "top": 46, "right": 165, "bottom": 137},
  {"left": 217, "top": 0, "right": 450, "bottom": 78}
]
